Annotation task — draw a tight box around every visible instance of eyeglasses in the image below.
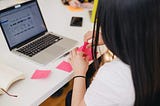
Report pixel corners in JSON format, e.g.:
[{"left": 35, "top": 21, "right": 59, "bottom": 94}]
[{"left": 0, "top": 88, "right": 18, "bottom": 97}]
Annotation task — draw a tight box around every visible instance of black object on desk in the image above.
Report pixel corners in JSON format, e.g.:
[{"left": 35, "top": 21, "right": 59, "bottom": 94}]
[{"left": 70, "top": 16, "right": 83, "bottom": 27}]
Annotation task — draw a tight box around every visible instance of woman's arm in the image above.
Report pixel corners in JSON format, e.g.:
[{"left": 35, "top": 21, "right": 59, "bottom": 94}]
[
  {"left": 69, "top": 48, "right": 89, "bottom": 106},
  {"left": 72, "top": 77, "right": 86, "bottom": 106}
]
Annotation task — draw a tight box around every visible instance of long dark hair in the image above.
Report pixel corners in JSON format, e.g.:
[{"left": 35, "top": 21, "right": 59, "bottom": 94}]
[{"left": 92, "top": 0, "right": 160, "bottom": 105}]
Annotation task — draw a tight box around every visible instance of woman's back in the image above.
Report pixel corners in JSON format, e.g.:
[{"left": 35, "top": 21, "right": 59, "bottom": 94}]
[{"left": 84, "top": 59, "right": 135, "bottom": 106}]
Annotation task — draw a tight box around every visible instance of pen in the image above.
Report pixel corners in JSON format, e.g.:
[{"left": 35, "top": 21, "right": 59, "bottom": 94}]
[{"left": 60, "top": 52, "right": 70, "bottom": 58}]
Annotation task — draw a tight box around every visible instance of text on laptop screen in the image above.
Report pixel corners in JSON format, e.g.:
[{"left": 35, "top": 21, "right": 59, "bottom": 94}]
[{"left": 0, "top": 1, "right": 46, "bottom": 48}]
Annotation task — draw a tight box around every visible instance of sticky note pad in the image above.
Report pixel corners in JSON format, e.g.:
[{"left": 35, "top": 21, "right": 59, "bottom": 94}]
[
  {"left": 31, "top": 70, "right": 51, "bottom": 79},
  {"left": 56, "top": 61, "right": 72, "bottom": 72},
  {"left": 84, "top": 48, "right": 93, "bottom": 61},
  {"left": 77, "top": 42, "right": 88, "bottom": 51},
  {"left": 67, "top": 6, "right": 84, "bottom": 12},
  {"left": 77, "top": 42, "right": 93, "bottom": 61}
]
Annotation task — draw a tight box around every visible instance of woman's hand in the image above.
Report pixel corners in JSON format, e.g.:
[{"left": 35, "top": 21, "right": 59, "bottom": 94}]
[
  {"left": 69, "top": 48, "right": 89, "bottom": 76},
  {"left": 68, "top": 0, "right": 93, "bottom": 9},
  {"left": 84, "top": 31, "right": 104, "bottom": 48},
  {"left": 68, "top": 0, "right": 81, "bottom": 8},
  {"left": 80, "top": 2, "right": 93, "bottom": 9}
]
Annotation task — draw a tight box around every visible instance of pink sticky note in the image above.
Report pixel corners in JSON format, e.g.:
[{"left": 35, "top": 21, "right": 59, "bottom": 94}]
[
  {"left": 77, "top": 42, "right": 88, "bottom": 52},
  {"left": 83, "top": 48, "right": 93, "bottom": 61},
  {"left": 82, "top": 42, "right": 89, "bottom": 51},
  {"left": 31, "top": 70, "right": 51, "bottom": 79},
  {"left": 77, "top": 42, "right": 93, "bottom": 61},
  {"left": 56, "top": 61, "right": 72, "bottom": 72},
  {"left": 77, "top": 46, "right": 84, "bottom": 52}
]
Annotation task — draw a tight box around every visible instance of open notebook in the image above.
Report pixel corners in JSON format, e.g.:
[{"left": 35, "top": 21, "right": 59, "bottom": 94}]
[{"left": 0, "top": 64, "right": 25, "bottom": 96}]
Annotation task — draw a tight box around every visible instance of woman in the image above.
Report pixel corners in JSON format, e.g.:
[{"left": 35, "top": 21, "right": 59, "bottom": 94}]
[{"left": 69, "top": 0, "right": 160, "bottom": 105}]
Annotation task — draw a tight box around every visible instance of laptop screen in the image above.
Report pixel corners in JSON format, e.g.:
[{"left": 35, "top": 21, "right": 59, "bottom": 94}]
[{"left": 0, "top": 0, "right": 47, "bottom": 49}]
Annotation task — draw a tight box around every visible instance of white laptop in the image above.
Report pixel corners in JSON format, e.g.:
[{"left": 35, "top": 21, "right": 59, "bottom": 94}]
[{"left": 0, "top": 0, "right": 78, "bottom": 65}]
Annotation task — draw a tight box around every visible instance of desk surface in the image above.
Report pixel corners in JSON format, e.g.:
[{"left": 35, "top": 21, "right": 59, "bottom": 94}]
[{"left": 0, "top": 0, "right": 94, "bottom": 106}]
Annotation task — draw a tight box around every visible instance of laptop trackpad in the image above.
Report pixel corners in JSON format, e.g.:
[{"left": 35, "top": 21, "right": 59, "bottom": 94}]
[
  {"left": 45, "top": 45, "right": 66, "bottom": 56},
  {"left": 32, "top": 45, "right": 66, "bottom": 65}
]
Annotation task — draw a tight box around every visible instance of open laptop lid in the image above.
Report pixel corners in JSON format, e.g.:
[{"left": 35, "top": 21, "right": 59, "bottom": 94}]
[{"left": 0, "top": 0, "right": 47, "bottom": 50}]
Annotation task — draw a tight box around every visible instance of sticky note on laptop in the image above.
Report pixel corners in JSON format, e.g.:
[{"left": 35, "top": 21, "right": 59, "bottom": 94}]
[
  {"left": 31, "top": 70, "right": 51, "bottom": 79},
  {"left": 56, "top": 61, "right": 72, "bottom": 72}
]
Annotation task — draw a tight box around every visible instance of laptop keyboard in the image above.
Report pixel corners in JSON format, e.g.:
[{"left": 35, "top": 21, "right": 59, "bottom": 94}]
[{"left": 17, "top": 34, "right": 63, "bottom": 57}]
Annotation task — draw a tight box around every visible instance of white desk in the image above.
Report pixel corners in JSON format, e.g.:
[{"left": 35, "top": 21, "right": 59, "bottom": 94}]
[{"left": 0, "top": 0, "right": 94, "bottom": 106}]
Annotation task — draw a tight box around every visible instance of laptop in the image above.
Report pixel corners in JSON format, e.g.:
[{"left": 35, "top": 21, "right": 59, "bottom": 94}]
[{"left": 0, "top": 0, "right": 78, "bottom": 65}]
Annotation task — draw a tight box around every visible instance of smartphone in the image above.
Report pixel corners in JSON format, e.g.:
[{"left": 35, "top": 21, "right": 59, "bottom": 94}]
[{"left": 70, "top": 16, "right": 83, "bottom": 27}]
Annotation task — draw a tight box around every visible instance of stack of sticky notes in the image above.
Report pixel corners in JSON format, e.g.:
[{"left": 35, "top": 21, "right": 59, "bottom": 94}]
[{"left": 77, "top": 42, "right": 93, "bottom": 61}]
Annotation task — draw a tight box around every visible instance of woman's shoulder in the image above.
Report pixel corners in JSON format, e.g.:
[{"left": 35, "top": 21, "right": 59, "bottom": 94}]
[
  {"left": 95, "top": 59, "right": 133, "bottom": 87},
  {"left": 101, "top": 58, "right": 130, "bottom": 71},
  {"left": 88, "top": 59, "right": 135, "bottom": 105},
  {"left": 96, "top": 58, "right": 131, "bottom": 80}
]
